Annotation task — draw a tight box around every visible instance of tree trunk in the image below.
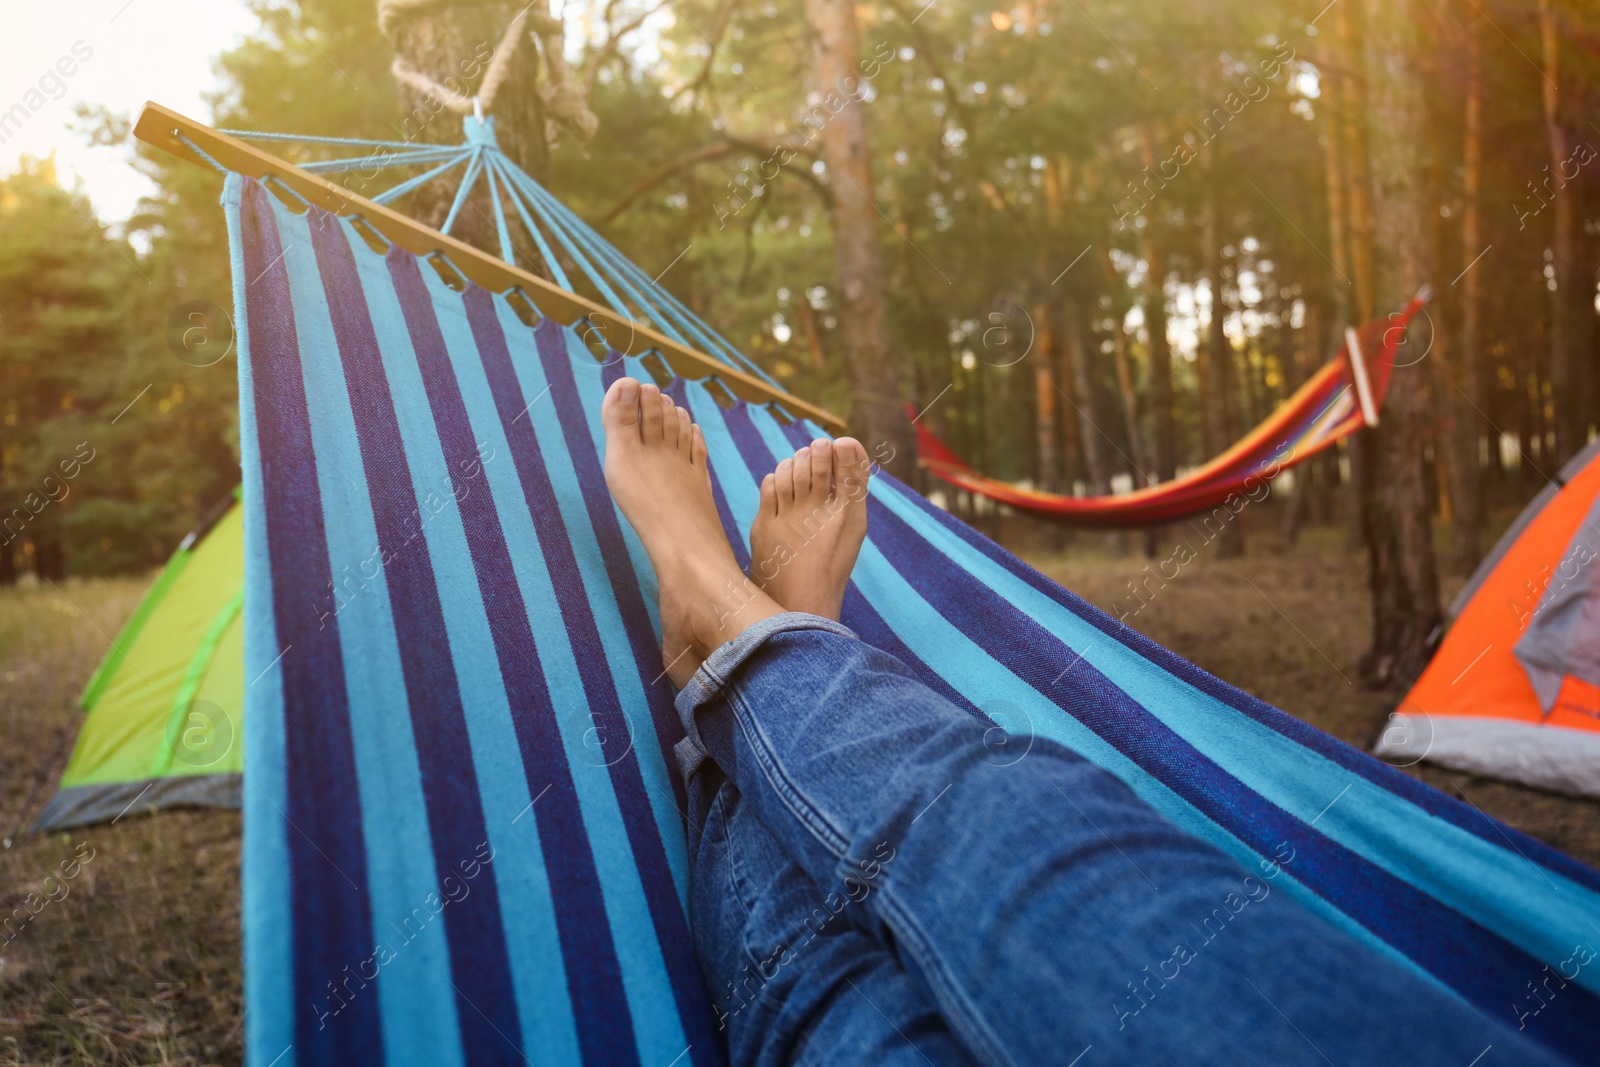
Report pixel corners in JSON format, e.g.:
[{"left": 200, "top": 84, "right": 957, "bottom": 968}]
[
  {"left": 32, "top": 539, "right": 65, "bottom": 582},
  {"left": 1142, "top": 234, "right": 1175, "bottom": 484},
  {"left": 1203, "top": 183, "right": 1244, "bottom": 557},
  {"left": 1335, "top": 2, "right": 1379, "bottom": 552},
  {"left": 1036, "top": 164, "right": 1067, "bottom": 500},
  {"left": 1311, "top": 44, "right": 1355, "bottom": 541},
  {"left": 1532, "top": 354, "right": 1551, "bottom": 469},
  {"left": 797, "top": 297, "right": 827, "bottom": 369},
  {"left": 1034, "top": 299, "right": 1061, "bottom": 493},
  {"left": 391, "top": 3, "right": 552, "bottom": 250},
  {"left": 1449, "top": 19, "right": 1486, "bottom": 573},
  {"left": 1315, "top": 29, "right": 1354, "bottom": 329},
  {"left": 1138, "top": 231, "right": 1172, "bottom": 558},
  {"left": 1057, "top": 308, "right": 1084, "bottom": 493},
  {"left": 1137, "top": 129, "right": 1176, "bottom": 486},
  {"left": 804, "top": 0, "right": 916, "bottom": 480},
  {"left": 1357, "top": 0, "right": 1442, "bottom": 687},
  {"left": 1538, "top": 0, "right": 1583, "bottom": 465},
  {"left": 1102, "top": 249, "right": 1149, "bottom": 488},
  {"left": 1066, "top": 308, "right": 1111, "bottom": 496},
  {"left": 1282, "top": 304, "right": 1312, "bottom": 546},
  {"left": 1518, "top": 345, "right": 1538, "bottom": 491},
  {"left": 1336, "top": 1, "right": 1377, "bottom": 323}
]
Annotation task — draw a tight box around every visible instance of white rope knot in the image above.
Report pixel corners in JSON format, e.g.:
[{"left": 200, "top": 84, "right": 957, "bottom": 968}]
[{"left": 377, "top": 0, "right": 598, "bottom": 140}]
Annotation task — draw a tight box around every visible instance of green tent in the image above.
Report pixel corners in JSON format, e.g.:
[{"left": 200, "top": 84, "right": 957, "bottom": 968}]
[{"left": 33, "top": 492, "right": 244, "bottom": 830}]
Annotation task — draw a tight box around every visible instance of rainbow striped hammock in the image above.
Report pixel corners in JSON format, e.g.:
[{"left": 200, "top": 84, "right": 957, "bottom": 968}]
[
  {"left": 914, "top": 299, "right": 1426, "bottom": 527},
  {"left": 211, "top": 152, "right": 1596, "bottom": 1065}
]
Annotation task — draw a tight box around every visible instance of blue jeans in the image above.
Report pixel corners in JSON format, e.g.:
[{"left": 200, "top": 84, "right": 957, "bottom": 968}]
[{"left": 674, "top": 613, "right": 1566, "bottom": 1066}]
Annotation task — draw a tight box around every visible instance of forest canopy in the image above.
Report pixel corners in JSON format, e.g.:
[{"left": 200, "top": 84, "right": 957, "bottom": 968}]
[{"left": 2, "top": 0, "right": 1597, "bottom": 682}]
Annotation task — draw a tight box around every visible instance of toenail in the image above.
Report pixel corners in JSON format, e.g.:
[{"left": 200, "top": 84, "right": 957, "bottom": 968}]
[{"left": 619, "top": 378, "right": 638, "bottom": 402}]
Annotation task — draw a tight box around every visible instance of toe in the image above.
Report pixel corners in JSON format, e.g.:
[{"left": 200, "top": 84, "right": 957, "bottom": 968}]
[
  {"left": 834, "top": 437, "right": 871, "bottom": 501},
  {"left": 640, "top": 383, "right": 663, "bottom": 441},
  {"left": 691, "top": 424, "right": 708, "bottom": 473},
  {"left": 675, "top": 406, "right": 692, "bottom": 451},
  {"left": 603, "top": 377, "right": 642, "bottom": 440},
  {"left": 810, "top": 439, "right": 833, "bottom": 499},
  {"left": 659, "top": 393, "right": 677, "bottom": 444},
  {"left": 760, "top": 473, "right": 777, "bottom": 516},
  {"left": 792, "top": 447, "right": 813, "bottom": 497},
  {"left": 775, "top": 458, "right": 796, "bottom": 510}
]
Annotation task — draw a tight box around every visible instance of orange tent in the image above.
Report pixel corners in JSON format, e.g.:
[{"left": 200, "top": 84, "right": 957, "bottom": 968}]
[{"left": 1376, "top": 439, "right": 1600, "bottom": 795}]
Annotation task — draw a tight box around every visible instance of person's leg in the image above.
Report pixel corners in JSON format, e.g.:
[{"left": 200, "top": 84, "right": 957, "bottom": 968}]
[
  {"left": 601, "top": 377, "right": 970, "bottom": 1065},
  {"left": 599, "top": 378, "right": 1561, "bottom": 1067},
  {"left": 674, "top": 620, "right": 1567, "bottom": 1067},
  {"left": 684, "top": 754, "right": 975, "bottom": 1067}
]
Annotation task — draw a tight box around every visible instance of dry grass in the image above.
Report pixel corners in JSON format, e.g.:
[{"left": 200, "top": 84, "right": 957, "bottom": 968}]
[
  {"left": 0, "top": 516, "right": 1595, "bottom": 1064},
  {"left": 1, "top": 577, "right": 241, "bottom": 1067}
]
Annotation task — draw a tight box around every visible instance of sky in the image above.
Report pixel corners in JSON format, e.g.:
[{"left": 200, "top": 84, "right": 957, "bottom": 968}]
[{"left": 1, "top": 0, "right": 258, "bottom": 223}]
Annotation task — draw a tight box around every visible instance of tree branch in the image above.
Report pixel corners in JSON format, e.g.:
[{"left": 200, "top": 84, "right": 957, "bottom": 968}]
[
  {"left": 672, "top": 0, "right": 745, "bottom": 103},
  {"left": 599, "top": 140, "right": 740, "bottom": 224},
  {"left": 878, "top": 0, "right": 971, "bottom": 127},
  {"left": 598, "top": 133, "right": 828, "bottom": 224},
  {"left": 584, "top": 0, "right": 672, "bottom": 100}
]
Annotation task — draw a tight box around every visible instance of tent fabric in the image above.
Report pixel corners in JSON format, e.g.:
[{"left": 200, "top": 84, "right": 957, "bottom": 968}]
[
  {"left": 1380, "top": 438, "right": 1600, "bottom": 797},
  {"left": 1513, "top": 451, "right": 1600, "bottom": 710},
  {"left": 1448, "top": 439, "right": 1600, "bottom": 617},
  {"left": 33, "top": 494, "right": 245, "bottom": 830},
  {"left": 911, "top": 301, "right": 1423, "bottom": 527},
  {"left": 225, "top": 172, "right": 1600, "bottom": 1067}
]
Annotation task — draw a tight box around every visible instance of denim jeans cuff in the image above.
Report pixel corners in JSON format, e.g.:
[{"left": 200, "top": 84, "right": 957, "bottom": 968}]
[{"left": 674, "top": 611, "right": 856, "bottom": 765}]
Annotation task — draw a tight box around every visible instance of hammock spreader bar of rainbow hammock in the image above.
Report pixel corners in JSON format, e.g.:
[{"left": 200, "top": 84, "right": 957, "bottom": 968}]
[{"left": 914, "top": 294, "right": 1428, "bottom": 527}]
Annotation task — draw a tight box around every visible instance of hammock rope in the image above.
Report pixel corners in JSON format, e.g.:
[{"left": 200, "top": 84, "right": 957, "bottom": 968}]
[{"left": 218, "top": 116, "right": 787, "bottom": 391}]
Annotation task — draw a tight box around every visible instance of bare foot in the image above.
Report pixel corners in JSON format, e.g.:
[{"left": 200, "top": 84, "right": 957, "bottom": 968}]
[
  {"left": 749, "top": 437, "right": 871, "bottom": 622},
  {"left": 602, "top": 377, "right": 783, "bottom": 687}
]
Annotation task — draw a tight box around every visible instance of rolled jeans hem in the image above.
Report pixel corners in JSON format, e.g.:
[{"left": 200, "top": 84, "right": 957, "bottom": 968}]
[{"left": 673, "top": 612, "right": 857, "bottom": 784}]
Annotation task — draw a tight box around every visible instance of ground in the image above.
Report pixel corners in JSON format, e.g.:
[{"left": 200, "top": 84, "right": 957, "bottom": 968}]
[
  {"left": 1, "top": 515, "right": 1596, "bottom": 1064},
  {"left": 0, "top": 578, "right": 241, "bottom": 1067}
]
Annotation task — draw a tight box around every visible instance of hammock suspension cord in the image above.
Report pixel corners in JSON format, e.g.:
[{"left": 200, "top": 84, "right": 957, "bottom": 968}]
[{"left": 215, "top": 116, "right": 786, "bottom": 391}]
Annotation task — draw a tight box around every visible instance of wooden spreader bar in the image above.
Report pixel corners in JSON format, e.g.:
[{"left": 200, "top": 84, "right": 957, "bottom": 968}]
[{"left": 134, "top": 101, "right": 846, "bottom": 433}]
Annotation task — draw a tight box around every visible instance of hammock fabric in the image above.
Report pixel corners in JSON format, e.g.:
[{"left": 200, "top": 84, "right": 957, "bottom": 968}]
[
  {"left": 914, "top": 299, "right": 1425, "bottom": 526},
  {"left": 225, "top": 174, "right": 1599, "bottom": 1067}
]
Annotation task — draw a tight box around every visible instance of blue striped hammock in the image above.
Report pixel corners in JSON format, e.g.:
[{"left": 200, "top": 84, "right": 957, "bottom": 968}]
[{"left": 226, "top": 174, "right": 1599, "bottom": 1066}]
